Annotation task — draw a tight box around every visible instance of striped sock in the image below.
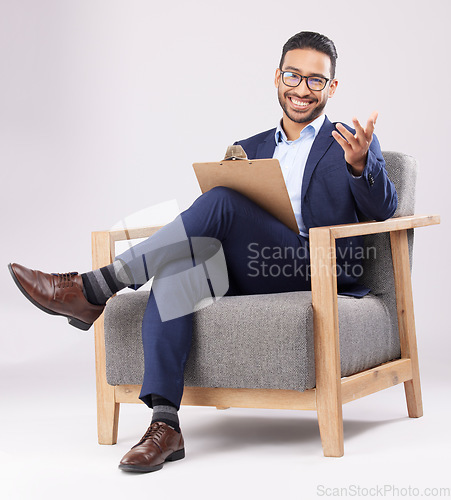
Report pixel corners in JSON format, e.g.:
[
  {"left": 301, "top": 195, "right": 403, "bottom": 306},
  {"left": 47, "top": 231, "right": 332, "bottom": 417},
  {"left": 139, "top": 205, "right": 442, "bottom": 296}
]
[
  {"left": 81, "top": 260, "right": 133, "bottom": 306},
  {"left": 151, "top": 394, "right": 180, "bottom": 433}
]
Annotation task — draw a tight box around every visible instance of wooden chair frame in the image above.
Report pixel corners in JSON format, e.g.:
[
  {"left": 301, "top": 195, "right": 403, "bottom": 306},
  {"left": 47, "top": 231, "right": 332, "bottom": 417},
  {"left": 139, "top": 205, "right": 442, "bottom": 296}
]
[{"left": 92, "top": 214, "right": 439, "bottom": 457}]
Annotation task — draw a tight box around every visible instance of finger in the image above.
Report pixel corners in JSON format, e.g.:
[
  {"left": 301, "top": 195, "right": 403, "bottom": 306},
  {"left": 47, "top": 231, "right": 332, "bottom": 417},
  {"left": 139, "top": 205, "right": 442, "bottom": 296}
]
[
  {"left": 364, "top": 110, "right": 378, "bottom": 140},
  {"left": 351, "top": 117, "right": 367, "bottom": 146},
  {"left": 332, "top": 130, "right": 351, "bottom": 151},
  {"left": 369, "top": 110, "right": 378, "bottom": 125},
  {"left": 335, "top": 123, "right": 358, "bottom": 147}
]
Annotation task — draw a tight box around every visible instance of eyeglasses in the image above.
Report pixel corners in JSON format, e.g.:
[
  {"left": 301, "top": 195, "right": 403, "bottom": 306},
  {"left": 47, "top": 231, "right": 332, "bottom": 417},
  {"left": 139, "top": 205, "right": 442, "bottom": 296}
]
[{"left": 280, "top": 71, "right": 330, "bottom": 91}]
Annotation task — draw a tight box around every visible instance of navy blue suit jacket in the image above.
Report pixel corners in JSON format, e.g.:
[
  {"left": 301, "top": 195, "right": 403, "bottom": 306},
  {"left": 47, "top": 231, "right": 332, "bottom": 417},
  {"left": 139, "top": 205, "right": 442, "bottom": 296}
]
[{"left": 235, "top": 115, "right": 398, "bottom": 296}]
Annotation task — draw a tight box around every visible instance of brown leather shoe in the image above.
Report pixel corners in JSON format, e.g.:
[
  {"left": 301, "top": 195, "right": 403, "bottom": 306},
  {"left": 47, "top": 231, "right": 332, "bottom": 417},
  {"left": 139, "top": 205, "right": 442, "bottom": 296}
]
[
  {"left": 8, "top": 263, "right": 104, "bottom": 331},
  {"left": 119, "top": 422, "right": 185, "bottom": 473}
]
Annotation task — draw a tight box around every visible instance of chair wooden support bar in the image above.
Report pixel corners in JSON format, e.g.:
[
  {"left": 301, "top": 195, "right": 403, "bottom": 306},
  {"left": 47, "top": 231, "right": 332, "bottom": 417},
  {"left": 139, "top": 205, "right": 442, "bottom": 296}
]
[{"left": 91, "top": 214, "right": 440, "bottom": 455}]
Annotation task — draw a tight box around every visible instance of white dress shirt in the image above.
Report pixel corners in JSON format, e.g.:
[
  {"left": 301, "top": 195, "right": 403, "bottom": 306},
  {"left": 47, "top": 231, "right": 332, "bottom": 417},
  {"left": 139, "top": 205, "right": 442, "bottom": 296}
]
[{"left": 273, "top": 114, "right": 326, "bottom": 237}]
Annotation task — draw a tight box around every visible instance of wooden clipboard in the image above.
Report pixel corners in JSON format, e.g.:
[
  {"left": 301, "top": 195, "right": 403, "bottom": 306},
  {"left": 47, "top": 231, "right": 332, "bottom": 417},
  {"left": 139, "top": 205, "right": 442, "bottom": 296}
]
[{"left": 193, "top": 146, "right": 299, "bottom": 234}]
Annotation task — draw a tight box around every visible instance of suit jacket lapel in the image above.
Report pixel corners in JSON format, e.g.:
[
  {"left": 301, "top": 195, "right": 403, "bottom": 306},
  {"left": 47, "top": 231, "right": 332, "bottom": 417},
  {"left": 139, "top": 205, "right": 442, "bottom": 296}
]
[
  {"left": 301, "top": 116, "right": 336, "bottom": 200},
  {"left": 255, "top": 130, "right": 276, "bottom": 159}
]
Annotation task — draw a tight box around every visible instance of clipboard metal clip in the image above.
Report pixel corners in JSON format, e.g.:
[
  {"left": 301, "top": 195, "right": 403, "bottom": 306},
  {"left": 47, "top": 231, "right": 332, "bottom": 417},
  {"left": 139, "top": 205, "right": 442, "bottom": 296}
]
[{"left": 222, "top": 145, "right": 251, "bottom": 163}]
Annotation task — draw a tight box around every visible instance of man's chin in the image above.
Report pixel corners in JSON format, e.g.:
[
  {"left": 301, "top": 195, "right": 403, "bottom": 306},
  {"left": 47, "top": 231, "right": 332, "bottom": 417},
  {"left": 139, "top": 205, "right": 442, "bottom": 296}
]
[{"left": 286, "top": 110, "right": 318, "bottom": 124}]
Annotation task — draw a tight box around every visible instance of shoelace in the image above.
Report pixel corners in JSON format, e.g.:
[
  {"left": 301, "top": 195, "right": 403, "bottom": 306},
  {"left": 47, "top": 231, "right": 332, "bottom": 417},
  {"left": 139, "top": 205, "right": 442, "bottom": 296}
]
[
  {"left": 51, "top": 272, "right": 78, "bottom": 288},
  {"left": 135, "top": 422, "right": 166, "bottom": 448}
]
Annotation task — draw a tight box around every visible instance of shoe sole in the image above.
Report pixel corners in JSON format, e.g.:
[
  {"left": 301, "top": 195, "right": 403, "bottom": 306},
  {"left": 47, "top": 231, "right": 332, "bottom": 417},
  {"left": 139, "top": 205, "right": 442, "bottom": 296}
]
[
  {"left": 118, "top": 448, "right": 185, "bottom": 473},
  {"left": 8, "top": 263, "right": 92, "bottom": 331}
]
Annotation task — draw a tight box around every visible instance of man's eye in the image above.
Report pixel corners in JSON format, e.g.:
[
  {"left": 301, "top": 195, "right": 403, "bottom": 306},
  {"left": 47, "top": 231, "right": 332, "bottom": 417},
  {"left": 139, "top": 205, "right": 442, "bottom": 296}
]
[{"left": 285, "top": 73, "right": 299, "bottom": 82}]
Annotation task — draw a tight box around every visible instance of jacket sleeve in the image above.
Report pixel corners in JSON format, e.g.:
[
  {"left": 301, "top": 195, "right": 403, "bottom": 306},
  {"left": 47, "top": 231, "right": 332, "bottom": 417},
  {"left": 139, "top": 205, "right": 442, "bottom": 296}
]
[{"left": 347, "top": 133, "right": 398, "bottom": 221}]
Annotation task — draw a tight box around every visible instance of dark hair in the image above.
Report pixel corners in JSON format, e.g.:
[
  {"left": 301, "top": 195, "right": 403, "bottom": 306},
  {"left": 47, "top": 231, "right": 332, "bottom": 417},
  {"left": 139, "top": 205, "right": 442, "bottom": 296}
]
[{"left": 279, "top": 31, "right": 338, "bottom": 79}]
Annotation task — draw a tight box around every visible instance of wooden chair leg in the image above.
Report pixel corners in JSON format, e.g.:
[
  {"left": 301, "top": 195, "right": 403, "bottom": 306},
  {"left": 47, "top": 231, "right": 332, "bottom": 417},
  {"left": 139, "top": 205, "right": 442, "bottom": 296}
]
[
  {"left": 404, "top": 379, "right": 422, "bottom": 418},
  {"left": 316, "top": 395, "right": 344, "bottom": 457},
  {"left": 310, "top": 227, "right": 344, "bottom": 457},
  {"left": 390, "top": 230, "right": 423, "bottom": 418},
  {"left": 97, "top": 392, "right": 120, "bottom": 445},
  {"left": 94, "top": 316, "right": 120, "bottom": 444},
  {"left": 92, "top": 230, "right": 120, "bottom": 443}
]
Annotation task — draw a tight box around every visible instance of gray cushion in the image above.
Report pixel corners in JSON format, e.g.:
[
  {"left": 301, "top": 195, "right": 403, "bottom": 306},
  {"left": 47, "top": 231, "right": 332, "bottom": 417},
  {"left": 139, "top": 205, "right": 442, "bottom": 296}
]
[
  {"left": 360, "top": 152, "right": 417, "bottom": 338},
  {"left": 103, "top": 151, "right": 416, "bottom": 392},
  {"left": 104, "top": 290, "right": 399, "bottom": 391}
]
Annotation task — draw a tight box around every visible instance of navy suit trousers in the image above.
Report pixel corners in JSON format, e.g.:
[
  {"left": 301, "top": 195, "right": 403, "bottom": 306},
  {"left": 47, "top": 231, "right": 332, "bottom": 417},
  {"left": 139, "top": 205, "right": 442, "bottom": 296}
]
[{"left": 116, "top": 187, "right": 311, "bottom": 409}]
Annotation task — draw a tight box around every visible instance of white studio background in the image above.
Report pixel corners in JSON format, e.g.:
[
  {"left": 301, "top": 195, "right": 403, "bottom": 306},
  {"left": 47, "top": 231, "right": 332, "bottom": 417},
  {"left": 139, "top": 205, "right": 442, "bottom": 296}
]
[
  {"left": 0, "top": 0, "right": 450, "bottom": 498},
  {"left": 1, "top": 0, "right": 449, "bottom": 363}
]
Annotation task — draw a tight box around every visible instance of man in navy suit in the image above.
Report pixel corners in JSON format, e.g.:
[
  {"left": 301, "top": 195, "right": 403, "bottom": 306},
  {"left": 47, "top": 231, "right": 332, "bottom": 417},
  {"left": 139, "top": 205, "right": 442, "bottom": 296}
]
[{"left": 9, "top": 31, "right": 397, "bottom": 472}]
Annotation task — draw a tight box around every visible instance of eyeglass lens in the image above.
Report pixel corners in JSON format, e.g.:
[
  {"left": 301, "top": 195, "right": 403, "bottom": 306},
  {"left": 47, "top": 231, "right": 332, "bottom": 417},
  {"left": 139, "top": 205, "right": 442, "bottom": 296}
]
[{"left": 282, "top": 72, "right": 326, "bottom": 91}]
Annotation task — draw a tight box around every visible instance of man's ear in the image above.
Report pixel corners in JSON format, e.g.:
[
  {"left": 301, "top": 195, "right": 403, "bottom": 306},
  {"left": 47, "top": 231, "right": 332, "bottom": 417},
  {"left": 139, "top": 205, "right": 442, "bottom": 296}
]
[
  {"left": 328, "top": 79, "right": 338, "bottom": 98},
  {"left": 274, "top": 68, "right": 281, "bottom": 88}
]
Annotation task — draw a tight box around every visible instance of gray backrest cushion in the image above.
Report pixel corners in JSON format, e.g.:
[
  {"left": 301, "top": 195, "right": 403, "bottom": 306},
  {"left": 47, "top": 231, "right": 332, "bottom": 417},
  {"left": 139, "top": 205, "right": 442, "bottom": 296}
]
[{"left": 359, "top": 151, "right": 418, "bottom": 334}]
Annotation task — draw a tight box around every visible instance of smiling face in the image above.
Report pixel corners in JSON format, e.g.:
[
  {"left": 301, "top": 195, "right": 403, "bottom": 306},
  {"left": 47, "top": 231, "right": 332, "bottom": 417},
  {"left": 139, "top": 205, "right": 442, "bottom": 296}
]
[{"left": 275, "top": 48, "right": 338, "bottom": 131}]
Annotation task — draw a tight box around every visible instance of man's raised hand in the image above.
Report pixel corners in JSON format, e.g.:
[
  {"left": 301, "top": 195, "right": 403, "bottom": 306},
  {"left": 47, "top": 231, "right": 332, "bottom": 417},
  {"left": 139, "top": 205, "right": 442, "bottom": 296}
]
[{"left": 332, "top": 111, "right": 378, "bottom": 176}]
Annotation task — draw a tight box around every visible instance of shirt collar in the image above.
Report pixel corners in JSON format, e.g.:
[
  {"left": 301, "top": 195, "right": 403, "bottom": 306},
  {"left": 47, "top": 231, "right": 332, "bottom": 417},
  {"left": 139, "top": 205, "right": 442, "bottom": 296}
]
[{"left": 275, "top": 114, "right": 326, "bottom": 145}]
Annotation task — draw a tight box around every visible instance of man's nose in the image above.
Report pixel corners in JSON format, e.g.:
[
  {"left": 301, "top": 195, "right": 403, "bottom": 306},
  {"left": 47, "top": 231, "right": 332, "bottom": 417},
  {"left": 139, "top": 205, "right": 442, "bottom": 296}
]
[{"left": 298, "top": 77, "right": 311, "bottom": 94}]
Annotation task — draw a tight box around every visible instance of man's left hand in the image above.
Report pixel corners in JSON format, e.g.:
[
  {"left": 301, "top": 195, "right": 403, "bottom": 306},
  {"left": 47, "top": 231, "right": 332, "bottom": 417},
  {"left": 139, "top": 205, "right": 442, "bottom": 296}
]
[{"left": 332, "top": 111, "right": 378, "bottom": 176}]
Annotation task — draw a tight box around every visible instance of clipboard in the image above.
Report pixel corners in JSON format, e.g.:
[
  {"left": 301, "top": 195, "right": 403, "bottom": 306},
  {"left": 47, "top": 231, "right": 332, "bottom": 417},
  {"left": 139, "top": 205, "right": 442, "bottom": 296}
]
[{"left": 193, "top": 145, "right": 299, "bottom": 234}]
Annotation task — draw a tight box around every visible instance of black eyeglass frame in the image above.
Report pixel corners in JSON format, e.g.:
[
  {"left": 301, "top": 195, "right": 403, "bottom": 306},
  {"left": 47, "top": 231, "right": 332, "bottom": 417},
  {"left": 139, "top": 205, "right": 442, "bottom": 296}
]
[{"left": 279, "top": 70, "right": 330, "bottom": 91}]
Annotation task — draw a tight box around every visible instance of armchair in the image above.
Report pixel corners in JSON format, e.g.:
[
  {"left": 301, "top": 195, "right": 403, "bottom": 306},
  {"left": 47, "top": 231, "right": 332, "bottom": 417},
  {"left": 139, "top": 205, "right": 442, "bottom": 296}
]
[{"left": 91, "top": 151, "right": 439, "bottom": 457}]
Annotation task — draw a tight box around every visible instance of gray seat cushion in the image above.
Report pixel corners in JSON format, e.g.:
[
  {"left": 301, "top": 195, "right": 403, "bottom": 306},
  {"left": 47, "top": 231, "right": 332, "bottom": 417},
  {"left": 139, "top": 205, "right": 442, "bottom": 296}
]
[{"left": 104, "top": 290, "right": 400, "bottom": 391}]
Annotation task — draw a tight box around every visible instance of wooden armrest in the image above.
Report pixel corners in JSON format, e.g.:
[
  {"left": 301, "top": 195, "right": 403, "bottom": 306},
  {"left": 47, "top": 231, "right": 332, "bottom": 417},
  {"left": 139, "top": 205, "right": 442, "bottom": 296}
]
[
  {"left": 97, "top": 225, "right": 165, "bottom": 244},
  {"left": 91, "top": 225, "right": 164, "bottom": 269},
  {"left": 91, "top": 214, "right": 441, "bottom": 271},
  {"left": 92, "top": 213, "right": 440, "bottom": 271},
  {"left": 308, "top": 213, "right": 440, "bottom": 315},
  {"left": 309, "top": 214, "right": 440, "bottom": 240}
]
